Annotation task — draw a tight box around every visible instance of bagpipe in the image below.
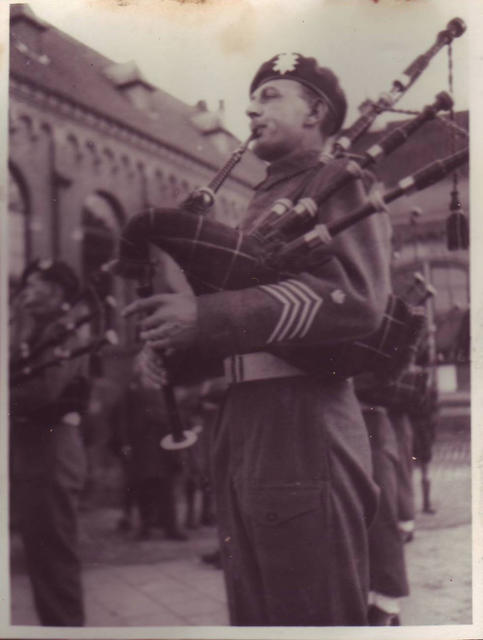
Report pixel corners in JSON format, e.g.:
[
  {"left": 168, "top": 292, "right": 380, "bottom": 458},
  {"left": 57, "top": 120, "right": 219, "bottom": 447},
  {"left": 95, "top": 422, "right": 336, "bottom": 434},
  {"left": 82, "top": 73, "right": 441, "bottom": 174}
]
[
  {"left": 9, "top": 264, "right": 119, "bottom": 387},
  {"left": 109, "top": 18, "right": 467, "bottom": 448},
  {"left": 354, "top": 272, "right": 437, "bottom": 412}
]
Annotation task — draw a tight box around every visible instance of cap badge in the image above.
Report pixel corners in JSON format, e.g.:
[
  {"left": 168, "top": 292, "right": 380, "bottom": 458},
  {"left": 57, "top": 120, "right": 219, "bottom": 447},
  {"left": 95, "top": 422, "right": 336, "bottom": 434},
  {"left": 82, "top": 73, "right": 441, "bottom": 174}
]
[{"left": 273, "top": 53, "right": 299, "bottom": 75}]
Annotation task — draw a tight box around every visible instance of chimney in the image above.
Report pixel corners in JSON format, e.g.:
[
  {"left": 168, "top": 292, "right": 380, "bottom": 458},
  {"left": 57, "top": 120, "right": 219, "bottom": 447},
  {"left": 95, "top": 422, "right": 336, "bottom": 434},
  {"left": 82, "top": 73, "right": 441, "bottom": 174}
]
[
  {"left": 190, "top": 100, "right": 238, "bottom": 156},
  {"left": 196, "top": 100, "right": 208, "bottom": 112},
  {"left": 103, "top": 61, "right": 155, "bottom": 111}
]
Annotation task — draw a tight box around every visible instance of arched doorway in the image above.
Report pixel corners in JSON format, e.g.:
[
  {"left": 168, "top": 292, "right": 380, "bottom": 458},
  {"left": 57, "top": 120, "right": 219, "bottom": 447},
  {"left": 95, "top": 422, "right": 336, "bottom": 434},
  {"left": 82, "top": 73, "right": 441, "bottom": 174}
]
[
  {"left": 82, "top": 192, "right": 122, "bottom": 288},
  {"left": 8, "top": 165, "right": 30, "bottom": 284},
  {"left": 81, "top": 192, "right": 125, "bottom": 333}
]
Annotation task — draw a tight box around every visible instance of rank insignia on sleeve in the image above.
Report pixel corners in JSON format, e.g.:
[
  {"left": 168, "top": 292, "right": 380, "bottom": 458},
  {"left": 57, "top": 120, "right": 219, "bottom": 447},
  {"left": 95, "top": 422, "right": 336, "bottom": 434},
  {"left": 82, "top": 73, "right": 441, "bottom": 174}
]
[{"left": 260, "top": 279, "right": 323, "bottom": 343}]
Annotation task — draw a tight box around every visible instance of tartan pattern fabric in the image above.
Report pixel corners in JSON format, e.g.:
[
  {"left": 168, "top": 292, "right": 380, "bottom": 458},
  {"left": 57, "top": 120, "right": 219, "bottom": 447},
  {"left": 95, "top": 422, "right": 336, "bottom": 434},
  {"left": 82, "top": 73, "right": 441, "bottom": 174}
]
[
  {"left": 343, "top": 296, "right": 428, "bottom": 379},
  {"left": 115, "top": 207, "right": 276, "bottom": 294},
  {"left": 116, "top": 207, "right": 418, "bottom": 380},
  {"left": 355, "top": 366, "right": 430, "bottom": 411},
  {"left": 270, "top": 295, "right": 428, "bottom": 381}
]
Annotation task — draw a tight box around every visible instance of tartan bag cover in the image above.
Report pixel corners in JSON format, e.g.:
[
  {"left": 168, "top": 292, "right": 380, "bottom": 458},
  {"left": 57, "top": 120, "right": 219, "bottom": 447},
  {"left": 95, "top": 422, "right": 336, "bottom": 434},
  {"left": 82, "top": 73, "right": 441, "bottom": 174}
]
[
  {"left": 355, "top": 365, "right": 430, "bottom": 411},
  {"left": 337, "top": 296, "right": 428, "bottom": 379},
  {"left": 114, "top": 207, "right": 276, "bottom": 294},
  {"left": 270, "top": 295, "right": 428, "bottom": 380},
  {"left": 114, "top": 207, "right": 425, "bottom": 380}
]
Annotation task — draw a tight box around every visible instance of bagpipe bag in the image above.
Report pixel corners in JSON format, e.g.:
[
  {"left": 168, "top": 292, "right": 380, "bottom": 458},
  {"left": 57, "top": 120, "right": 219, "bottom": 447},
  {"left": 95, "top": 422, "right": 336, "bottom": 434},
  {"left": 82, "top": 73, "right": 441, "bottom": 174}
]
[{"left": 114, "top": 205, "right": 425, "bottom": 382}]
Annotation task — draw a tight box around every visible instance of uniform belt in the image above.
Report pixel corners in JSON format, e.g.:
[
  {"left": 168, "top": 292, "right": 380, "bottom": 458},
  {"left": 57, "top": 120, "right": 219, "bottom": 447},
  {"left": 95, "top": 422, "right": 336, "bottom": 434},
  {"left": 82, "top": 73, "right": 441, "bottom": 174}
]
[{"left": 223, "top": 352, "right": 306, "bottom": 384}]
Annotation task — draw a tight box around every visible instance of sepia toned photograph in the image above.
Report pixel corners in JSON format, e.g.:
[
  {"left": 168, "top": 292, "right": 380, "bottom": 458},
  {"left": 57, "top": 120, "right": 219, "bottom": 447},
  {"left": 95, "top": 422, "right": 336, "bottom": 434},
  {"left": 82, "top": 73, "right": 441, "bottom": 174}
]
[{"left": 1, "top": 0, "right": 477, "bottom": 637}]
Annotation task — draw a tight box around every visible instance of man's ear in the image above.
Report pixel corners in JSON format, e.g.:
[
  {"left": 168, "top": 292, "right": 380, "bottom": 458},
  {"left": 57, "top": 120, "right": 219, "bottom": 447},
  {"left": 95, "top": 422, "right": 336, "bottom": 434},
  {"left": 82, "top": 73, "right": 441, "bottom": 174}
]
[{"left": 304, "top": 99, "right": 328, "bottom": 128}]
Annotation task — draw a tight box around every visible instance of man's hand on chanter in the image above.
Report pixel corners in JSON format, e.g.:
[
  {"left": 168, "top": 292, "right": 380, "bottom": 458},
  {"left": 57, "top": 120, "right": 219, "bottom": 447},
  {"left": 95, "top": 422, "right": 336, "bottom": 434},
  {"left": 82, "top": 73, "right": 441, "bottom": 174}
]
[
  {"left": 133, "top": 343, "right": 169, "bottom": 390},
  {"left": 122, "top": 292, "right": 198, "bottom": 351}
]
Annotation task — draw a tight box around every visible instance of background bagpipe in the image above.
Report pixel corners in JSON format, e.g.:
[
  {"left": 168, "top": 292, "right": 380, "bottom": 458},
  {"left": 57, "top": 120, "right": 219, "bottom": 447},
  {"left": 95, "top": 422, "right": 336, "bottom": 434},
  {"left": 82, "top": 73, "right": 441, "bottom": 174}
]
[{"left": 9, "top": 263, "right": 119, "bottom": 428}]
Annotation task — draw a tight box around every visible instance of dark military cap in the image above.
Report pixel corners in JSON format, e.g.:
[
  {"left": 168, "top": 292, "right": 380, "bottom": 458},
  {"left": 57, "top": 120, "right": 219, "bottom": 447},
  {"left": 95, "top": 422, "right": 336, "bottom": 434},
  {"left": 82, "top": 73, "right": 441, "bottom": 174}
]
[
  {"left": 21, "top": 258, "right": 80, "bottom": 303},
  {"left": 249, "top": 52, "right": 347, "bottom": 135}
]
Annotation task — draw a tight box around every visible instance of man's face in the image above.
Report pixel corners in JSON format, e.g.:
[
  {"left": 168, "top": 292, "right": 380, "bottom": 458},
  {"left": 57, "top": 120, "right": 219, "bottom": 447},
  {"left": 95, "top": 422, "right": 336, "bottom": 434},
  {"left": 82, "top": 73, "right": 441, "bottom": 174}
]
[
  {"left": 22, "top": 272, "right": 65, "bottom": 318},
  {"left": 246, "top": 79, "right": 315, "bottom": 162}
]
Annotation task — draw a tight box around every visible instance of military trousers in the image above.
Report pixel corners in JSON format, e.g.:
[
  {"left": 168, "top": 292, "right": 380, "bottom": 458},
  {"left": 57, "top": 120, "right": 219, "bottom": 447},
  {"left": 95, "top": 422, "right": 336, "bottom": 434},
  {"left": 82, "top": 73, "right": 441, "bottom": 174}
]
[
  {"left": 364, "top": 407, "right": 409, "bottom": 598},
  {"left": 212, "top": 375, "right": 378, "bottom": 626},
  {"left": 388, "top": 410, "right": 415, "bottom": 523},
  {"left": 11, "top": 421, "right": 86, "bottom": 626}
]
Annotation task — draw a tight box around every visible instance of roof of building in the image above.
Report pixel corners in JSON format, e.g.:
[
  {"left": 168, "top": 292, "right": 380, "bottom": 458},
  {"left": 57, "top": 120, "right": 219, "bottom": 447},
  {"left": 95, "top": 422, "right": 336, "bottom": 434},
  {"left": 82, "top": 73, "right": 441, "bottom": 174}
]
[
  {"left": 9, "top": 4, "right": 265, "bottom": 187},
  {"left": 9, "top": 4, "right": 469, "bottom": 222}
]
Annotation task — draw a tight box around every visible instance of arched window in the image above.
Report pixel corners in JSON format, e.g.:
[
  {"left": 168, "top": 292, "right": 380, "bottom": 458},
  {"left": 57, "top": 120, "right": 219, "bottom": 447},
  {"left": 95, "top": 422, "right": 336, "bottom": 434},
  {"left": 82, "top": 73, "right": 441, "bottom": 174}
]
[
  {"left": 155, "top": 169, "right": 168, "bottom": 205},
  {"left": 81, "top": 193, "right": 122, "bottom": 299},
  {"left": 181, "top": 180, "right": 190, "bottom": 197},
  {"left": 8, "top": 166, "right": 29, "bottom": 282},
  {"left": 169, "top": 175, "right": 180, "bottom": 203}
]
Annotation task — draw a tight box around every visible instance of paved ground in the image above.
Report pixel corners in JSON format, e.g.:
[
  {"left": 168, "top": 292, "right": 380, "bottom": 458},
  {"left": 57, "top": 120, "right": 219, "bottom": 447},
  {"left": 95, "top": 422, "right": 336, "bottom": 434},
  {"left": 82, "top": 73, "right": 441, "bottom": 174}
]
[
  {"left": 11, "top": 542, "right": 229, "bottom": 627},
  {"left": 9, "top": 430, "right": 473, "bottom": 629}
]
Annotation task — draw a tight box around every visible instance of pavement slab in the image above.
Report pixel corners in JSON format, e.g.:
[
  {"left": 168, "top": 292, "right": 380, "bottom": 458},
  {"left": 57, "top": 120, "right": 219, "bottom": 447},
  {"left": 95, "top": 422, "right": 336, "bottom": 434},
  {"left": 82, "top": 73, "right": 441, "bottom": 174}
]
[
  {"left": 400, "top": 524, "right": 472, "bottom": 625},
  {"left": 8, "top": 432, "right": 473, "bottom": 630},
  {"left": 10, "top": 522, "right": 472, "bottom": 629}
]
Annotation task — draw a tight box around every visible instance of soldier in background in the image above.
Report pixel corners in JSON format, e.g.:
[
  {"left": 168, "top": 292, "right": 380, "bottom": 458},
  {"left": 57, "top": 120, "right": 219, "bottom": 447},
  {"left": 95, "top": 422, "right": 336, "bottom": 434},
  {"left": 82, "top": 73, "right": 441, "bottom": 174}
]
[
  {"left": 355, "top": 352, "right": 432, "bottom": 624},
  {"left": 109, "top": 374, "right": 187, "bottom": 541},
  {"left": 355, "top": 372, "right": 410, "bottom": 626},
  {"left": 389, "top": 409, "right": 416, "bottom": 541},
  {"left": 9, "top": 259, "right": 89, "bottom": 626},
  {"left": 411, "top": 384, "right": 439, "bottom": 515}
]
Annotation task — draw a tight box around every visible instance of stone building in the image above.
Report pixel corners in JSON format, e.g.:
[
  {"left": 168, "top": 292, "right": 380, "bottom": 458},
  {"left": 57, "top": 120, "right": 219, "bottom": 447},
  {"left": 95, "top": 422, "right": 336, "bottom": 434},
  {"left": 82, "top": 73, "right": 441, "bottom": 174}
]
[
  {"left": 7, "top": 4, "right": 267, "bottom": 497},
  {"left": 8, "top": 4, "right": 264, "bottom": 315}
]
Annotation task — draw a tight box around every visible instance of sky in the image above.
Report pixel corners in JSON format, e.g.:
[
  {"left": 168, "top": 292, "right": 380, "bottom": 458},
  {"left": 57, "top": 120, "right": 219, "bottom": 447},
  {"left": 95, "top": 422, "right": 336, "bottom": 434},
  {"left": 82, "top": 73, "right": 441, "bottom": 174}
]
[{"left": 21, "top": 0, "right": 471, "bottom": 141}]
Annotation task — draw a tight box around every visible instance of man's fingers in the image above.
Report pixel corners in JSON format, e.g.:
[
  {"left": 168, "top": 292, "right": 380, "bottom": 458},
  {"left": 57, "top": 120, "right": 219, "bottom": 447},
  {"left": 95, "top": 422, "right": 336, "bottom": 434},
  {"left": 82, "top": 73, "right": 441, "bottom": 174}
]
[
  {"left": 133, "top": 342, "right": 170, "bottom": 389},
  {"left": 145, "top": 357, "right": 166, "bottom": 378},
  {"left": 140, "top": 327, "right": 170, "bottom": 341},
  {"left": 138, "top": 312, "right": 169, "bottom": 331},
  {"left": 140, "top": 374, "right": 161, "bottom": 390},
  {"left": 122, "top": 294, "right": 170, "bottom": 318},
  {"left": 146, "top": 337, "right": 172, "bottom": 350}
]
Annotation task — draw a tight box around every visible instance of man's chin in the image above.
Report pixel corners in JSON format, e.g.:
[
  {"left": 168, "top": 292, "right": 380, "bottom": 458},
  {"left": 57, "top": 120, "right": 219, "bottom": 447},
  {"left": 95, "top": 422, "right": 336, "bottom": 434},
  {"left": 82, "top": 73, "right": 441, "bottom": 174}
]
[{"left": 252, "top": 141, "right": 283, "bottom": 162}]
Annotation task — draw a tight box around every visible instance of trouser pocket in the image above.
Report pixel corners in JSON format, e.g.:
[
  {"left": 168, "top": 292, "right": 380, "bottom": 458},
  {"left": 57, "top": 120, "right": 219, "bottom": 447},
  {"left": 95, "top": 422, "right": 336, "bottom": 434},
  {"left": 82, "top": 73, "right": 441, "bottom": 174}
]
[
  {"left": 238, "top": 483, "right": 338, "bottom": 625},
  {"left": 243, "top": 484, "right": 326, "bottom": 527}
]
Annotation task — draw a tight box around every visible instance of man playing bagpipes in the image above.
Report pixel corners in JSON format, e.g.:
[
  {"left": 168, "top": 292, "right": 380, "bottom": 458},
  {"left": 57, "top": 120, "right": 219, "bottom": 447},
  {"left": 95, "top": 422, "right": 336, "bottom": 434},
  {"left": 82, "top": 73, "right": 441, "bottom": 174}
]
[
  {"left": 123, "top": 53, "right": 392, "bottom": 626},
  {"left": 407, "top": 330, "right": 440, "bottom": 515},
  {"left": 9, "top": 259, "right": 90, "bottom": 626}
]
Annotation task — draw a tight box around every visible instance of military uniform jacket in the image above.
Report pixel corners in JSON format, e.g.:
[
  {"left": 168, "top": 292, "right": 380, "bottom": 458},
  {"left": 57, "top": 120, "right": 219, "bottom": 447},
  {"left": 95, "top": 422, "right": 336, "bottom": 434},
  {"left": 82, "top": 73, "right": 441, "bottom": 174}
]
[{"left": 195, "top": 148, "right": 391, "bottom": 371}]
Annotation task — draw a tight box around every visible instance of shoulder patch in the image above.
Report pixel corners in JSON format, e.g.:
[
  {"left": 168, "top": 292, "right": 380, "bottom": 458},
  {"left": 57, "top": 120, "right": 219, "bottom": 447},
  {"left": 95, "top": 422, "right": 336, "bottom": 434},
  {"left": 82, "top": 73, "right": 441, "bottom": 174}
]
[{"left": 331, "top": 289, "right": 346, "bottom": 304}]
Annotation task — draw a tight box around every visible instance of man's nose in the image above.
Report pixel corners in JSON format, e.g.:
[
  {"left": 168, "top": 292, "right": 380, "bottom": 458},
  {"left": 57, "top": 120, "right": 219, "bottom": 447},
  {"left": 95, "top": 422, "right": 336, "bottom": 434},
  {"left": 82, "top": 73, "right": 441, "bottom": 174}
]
[{"left": 246, "top": 98, "right": 262, "bottom": 120}]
